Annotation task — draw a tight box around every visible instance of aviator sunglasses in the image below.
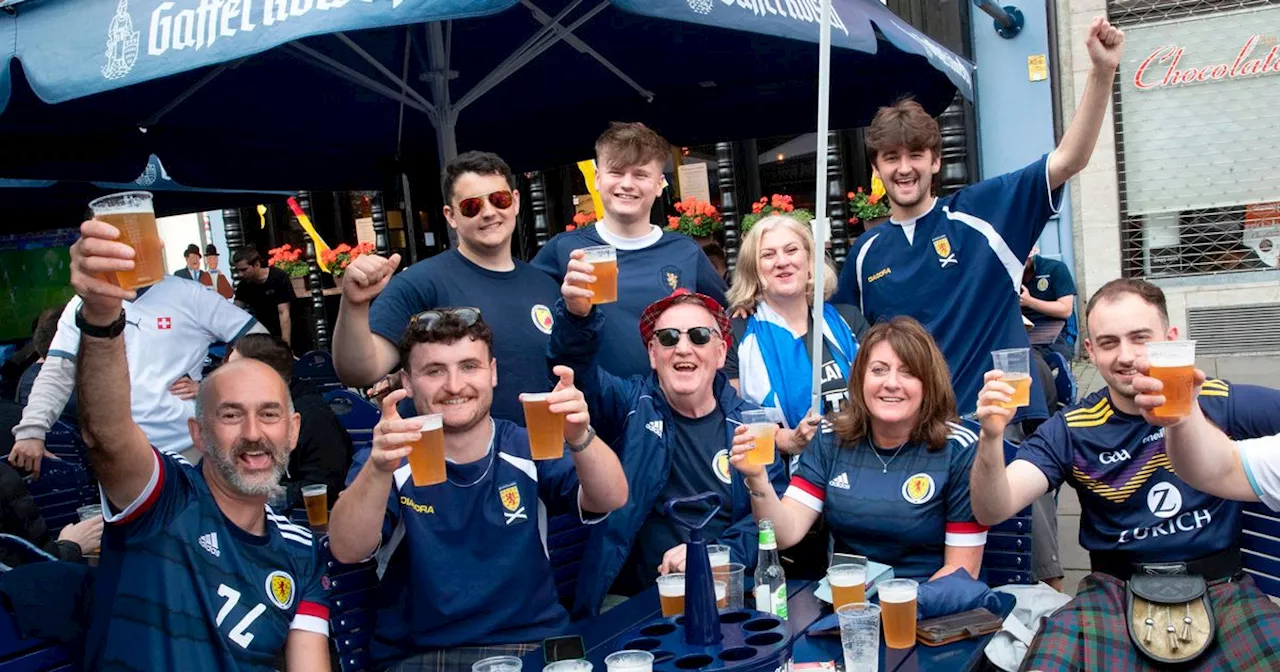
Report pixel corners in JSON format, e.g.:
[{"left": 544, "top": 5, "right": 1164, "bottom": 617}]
[
  {"left": 409, "top": 307, "right": 482, "bottom": 333},
  {"left": 651, "top": 327, "right": 719, "bottom": 348},
  {"left": 456, "top": 190, "right": 514, "bottom": 218}
]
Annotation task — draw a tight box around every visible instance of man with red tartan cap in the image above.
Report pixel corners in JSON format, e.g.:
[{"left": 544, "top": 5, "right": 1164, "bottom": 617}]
[{"left": 549, "top": 248, "right": 810, "bottom": 616}]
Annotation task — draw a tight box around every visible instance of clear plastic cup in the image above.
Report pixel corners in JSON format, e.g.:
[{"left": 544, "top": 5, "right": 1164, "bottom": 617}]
[
  {"left": 827, "top": 563, "right": 867, "bottom": 610},
  {"left": 837, "top": 603, "right": 881, "bottom": 672},
  {"left": 77, "top": 504, "right": 103, "bottom": 521},
  {"left": 991, "top": 347, "right": 1032, "bottom": 409},
  {"left": 721, "top": 563, "right": 746, "bottom": 609},
  {"left": 878, "top": 578, "right": 919, "bottom": 649},
  {"left": 1146, "top": 340, "right": 1197, "bottom": 419},
  {"left": 707, "top": 543, "right": 730, "bottom": 569},
  {"left": 604, "top": 651, "right": 654, "bottom": 672},
  {"left": 544, "top": 661, "right": 592, "bottom": 672},
  {"left": 473, "top": 656, "right": 523, "bottom": 672},
  {"left": 740, "top": 409, "right": 777, "bottom": 466},
  {"left": 580, "top": 245, "right": 618, "bottom": 304},
  {"left": 657, "top": 573, "right": 685, "bottom": 617}
]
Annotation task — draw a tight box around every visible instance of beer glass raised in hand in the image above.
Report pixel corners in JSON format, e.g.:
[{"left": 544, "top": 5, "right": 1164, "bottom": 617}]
[
  {"left": 301, "top": 484, "right": 328, "bottom": 533},
  {"left": 991, "top": 348, "right": 1032, "bottom": 409},
  {"left": 406, "top": 414, "right": 446, "bottom": 487},
  {"left": 581, "top": 245, "right": 618, "bottom": 304},
  {"left": 88, "top": 191, "right": 166, "bottom": 290},
  {"left": 1146, "top": 341, "right": 1197, "bottom": 419},
  {"left": 741, "top": 409, "right": 777, "bottom": 466},
  {"left": 521, "top": 393, "right": 565, "bottom": 460}
]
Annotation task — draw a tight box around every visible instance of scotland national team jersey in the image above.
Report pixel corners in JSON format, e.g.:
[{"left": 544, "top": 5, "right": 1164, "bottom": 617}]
[
  {"left": 351, "top": 419, "right": 604, "bottom": 667},
  {"left": 833, "top": 155, "right": 1063, "bottom": 420},
  {"left": 532, "top": 224, "right": 730, "bottom": 379},
  {"left": 784, "top": 420, "right": 988, "bottom": 581},
  {"left": 87, "top": 451, "right": 329, "bottom": 672},
  {"left": 1016, "top": 381, "right": 1280, "bottom": 561}
]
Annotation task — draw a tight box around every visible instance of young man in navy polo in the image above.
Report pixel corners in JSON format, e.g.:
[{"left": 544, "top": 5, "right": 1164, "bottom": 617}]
[
  {"left": 970, "top": 279, "right": 1280, "bottom": 669},
  {"left": 1021, "top": 246, "right": 1077, "bottom": 362},
  {"left": 328, "top": 310, "right": 627, "bottom": 672},
  {"left": 533, "top": 122, "right": 729, "bottom": 379}
]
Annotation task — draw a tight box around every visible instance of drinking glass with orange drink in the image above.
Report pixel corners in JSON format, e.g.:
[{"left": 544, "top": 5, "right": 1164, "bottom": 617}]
[
  {"left": 741, "top": 409, "right": 778, "bottom": 466},
  {"left": 301, "top": 484, "right": 329, "bottom": 534},
  {"left": 521, "top": 393, "right": 566, "bottom": 460},
  {"left": 580, "top": 245, "right": 618, "bottom": 304},
  {"left": 990, "top": 348, "right": 1032, "bottom": 409},
  {"left": 657, "top": 574, "right": 685, "bottom": 617},
  {"left": 878, "top": 578, "right": 918, "bottom": 649},
  {"left": 1145, "top": 341, "right": 1197, "bottom": 419},
  {"left": 406, "top": 413, "right": 446, "bottom": 487},
  {"left": 827, "top": 563, "right": 867, "bottom": 610},
  {"left": 88, "top": 191, "right": 166, "bottom": 290}
]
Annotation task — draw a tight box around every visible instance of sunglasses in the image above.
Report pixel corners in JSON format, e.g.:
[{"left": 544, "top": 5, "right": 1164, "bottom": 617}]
[
  {"left": 456, "top": 190, "right": 514, "bottom": 218},
  {"left": 409, "top": 307, "right": 482, "bottom": 332},
  {"left": 651, "top": 327, "right": 719, "bottom": 348}
]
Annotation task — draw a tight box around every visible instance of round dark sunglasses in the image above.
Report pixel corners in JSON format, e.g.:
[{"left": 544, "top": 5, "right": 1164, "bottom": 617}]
[
  {"left": 457, "top": 190, "right": 514, "bottom": 218},
  {"left": 409, "top": 307, "right": 482, "bottom": 333},
  {"left": 651, "top": 327, "right": 719, "bottom": 348}
]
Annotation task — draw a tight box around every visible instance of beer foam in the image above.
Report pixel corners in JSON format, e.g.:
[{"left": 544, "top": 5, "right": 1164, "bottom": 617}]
[
  {"left": 412, "top": 414, "right": 443, "bottom": 431},
  {"left": 877, "top": 584, "right": 917, "bottom": 603},
  {"left": 89, "top": 192, "right": 154, "bottom": 215},
  {"left": 657, "top": 579, "right": 685, "bottom": 597},
  {"left": 828, "top": 566, "right": 866, "bottom": 587}
]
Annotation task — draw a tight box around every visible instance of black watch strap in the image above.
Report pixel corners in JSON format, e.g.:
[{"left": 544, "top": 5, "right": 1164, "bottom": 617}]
[
  {"left": 76, "top": 307, "right": 127, "bottom": 339},
  {"left": 566, "top": 426, "right": 596, "bottom": 453}
]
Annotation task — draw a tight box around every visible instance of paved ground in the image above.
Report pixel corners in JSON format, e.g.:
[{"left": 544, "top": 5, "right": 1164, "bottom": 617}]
[{"left": 1055, "top": 355, "right": 1280, "bottom": 596}]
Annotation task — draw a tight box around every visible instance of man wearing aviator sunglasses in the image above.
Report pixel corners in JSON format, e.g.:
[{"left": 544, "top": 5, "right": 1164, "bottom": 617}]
[
  {"left": 549, "top": 266, "right": 788, "bottom": 618},
  {"left": 333, "top": 151, "right": 561, "bottom": 426}
]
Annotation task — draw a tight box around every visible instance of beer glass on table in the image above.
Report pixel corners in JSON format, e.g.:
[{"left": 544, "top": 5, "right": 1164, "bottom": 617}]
[
  {"left": 1146, "top": 341, "right": 1197, "bottom": 419},
  {"left": 406, "top": 414, "right": 446, "bottom": 487},
  {"left": 580, "top": 245, "right": 618, "bottom": 304},
  {"left": 827, "top": 563, "right": 867, "bottom": 611},
  {"left": 991, "top": 348, "right": 1032, "bottom": 409},
  {"left": 604, "top": 651, "right": 653, "bottom": 672},
  {"left": 301, "top": 484, "right": 328, "bottom": 534},
  {"left": 657, "top": 573, "right": 685, "bottom": 617},
  {"left": 88, "top": 191, "right": 166, "bottom": 290},
  {"left": 878, "top": 578, "right": 918, "bottom": 649},
  {"left": 521, "top": 393, "right": 566, "bottom": 460},
  {"left": 741, "top": 409, "right": 777, "bottom": 466}
]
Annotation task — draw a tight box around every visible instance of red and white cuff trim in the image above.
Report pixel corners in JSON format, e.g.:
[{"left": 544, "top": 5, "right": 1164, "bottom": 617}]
[
  {"left": 101, "top": 448, "right": 165, "bottom": 525},
  {"left": 945, "top": 521, "right": 989, "bottom": 547},
  {"left": 784, "top": 477, "right": 825, "bottom": 513},
  {"left": 290, "top": 601, "right": 330, "bottom": 636}
]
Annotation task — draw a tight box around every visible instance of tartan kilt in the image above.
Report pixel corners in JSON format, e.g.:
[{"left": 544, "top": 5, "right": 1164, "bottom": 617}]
[
  {"left": 1020, "top": 572, "right": 1280, "bottom": 671},
  {"left": 385, "top": 642, "right": 539, "bottom": 672}
]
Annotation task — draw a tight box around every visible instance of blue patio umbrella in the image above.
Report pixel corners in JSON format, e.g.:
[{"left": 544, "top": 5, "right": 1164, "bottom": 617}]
[
  {"left": 0, "top": 154, "right": 290, "bottom": 232},
  {"left": 0, "top": 0, "right": 971, "bottom": 188}
]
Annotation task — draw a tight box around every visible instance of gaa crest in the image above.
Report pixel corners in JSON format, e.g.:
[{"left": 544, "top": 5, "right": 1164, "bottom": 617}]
[{"left": 102, "top": 0, "right": 140, "bottom": 81}]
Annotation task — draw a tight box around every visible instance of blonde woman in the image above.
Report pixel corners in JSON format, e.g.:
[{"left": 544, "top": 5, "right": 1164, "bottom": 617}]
[{"left": 725, "top": 215, "right": 868, "bottom": 445}]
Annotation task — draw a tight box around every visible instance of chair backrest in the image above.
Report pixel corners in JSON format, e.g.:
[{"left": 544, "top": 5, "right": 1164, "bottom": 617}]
[
  {"left": 1241, "top": 502, "right": 1280, "bottom": 599},
  {"left": 28, "top": 461, "right": 96, "bottom": 532},
  {"left": 322, "top": 538, "right": 380, "bottom": 672},
  {"left": 546, "top": 513, "right": 590, "bottom": 612},
  {"left": 295, "top": 350, "right": 342, "bottom": 390},
  {"left": 1042, "top": 350, "right": 1077, "bottom": 409},
  {"left": 0, "top": 600, "right": 72, "bottom": 672},
  {"left": 325, "top": 390, "right": 380, "bottom": 445},
  {"left": 983, "top": 440, "right": 1035, "bottom": 587}
]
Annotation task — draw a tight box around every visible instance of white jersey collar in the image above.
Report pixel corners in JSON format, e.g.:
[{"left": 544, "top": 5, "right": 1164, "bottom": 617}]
[{"left": 595, "top": 220, "right": 663, "bottom": 250}]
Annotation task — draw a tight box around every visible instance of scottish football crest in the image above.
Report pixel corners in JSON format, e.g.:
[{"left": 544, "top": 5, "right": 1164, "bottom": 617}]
[
  {"left": 499, "top": 483, "right": 527, "bottom": 525},
  {"left": 265, "top": 571, "right": 295, "bottom": 610},
  {"left": 932, "top": 235, "right": 957, "bottom": 268}
]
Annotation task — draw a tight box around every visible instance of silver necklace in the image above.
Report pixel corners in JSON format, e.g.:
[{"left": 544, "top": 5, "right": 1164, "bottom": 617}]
[
  {"left": 446, "top": 420, "right": 497, "bottom": 488},
  {"left": 870, "top": 439, "right": 908, "bottom": 474}
]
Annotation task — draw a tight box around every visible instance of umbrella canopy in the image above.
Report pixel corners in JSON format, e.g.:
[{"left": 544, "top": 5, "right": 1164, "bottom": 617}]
[
  {"left": 0, "top": 154, "right": 290, "bottom": 233},
  {"left": 0, "top": 0, "right": 971, "bottom": 188}
]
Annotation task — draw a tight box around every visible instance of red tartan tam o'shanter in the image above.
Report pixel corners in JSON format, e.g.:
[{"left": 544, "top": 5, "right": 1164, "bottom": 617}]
[{"left": 638, "top": 288, "right": 733, "bottom": 350}]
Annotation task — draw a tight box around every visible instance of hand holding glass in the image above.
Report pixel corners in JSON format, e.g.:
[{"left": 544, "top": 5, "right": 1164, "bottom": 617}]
[{"left": 991, "top": 348, "right": 1031, "bottom": 409}]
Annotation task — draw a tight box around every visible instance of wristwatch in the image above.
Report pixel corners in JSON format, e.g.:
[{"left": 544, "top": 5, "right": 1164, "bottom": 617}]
[
  {"left": 75, "top": 307, "right": 127, "bottom": 339},
  {"left": 566, "top": 426, "right": 596, "bottom": 454}
]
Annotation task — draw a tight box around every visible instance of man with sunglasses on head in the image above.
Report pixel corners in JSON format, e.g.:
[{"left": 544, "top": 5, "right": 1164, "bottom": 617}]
[
  {"left": 549, "top": 251, "right": 790, "bottom": 617},
  {"left": 533, "top": 122, "right": 730, "bottom": 380},
  {"left": 333, "top": 151, "right": 561, "bottom": 426},
  {"left": 328, "top": 308, "right": 627, "bottom": 672}
]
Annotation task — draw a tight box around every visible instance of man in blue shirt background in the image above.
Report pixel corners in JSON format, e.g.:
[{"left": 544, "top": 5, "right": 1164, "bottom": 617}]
[
  {"left": 1021, "top": 246, "right": 1078, "bottom": 362},
  {"left": 332, "top": 151, "right": 561, "bottom": 426},
  {"left": 329, "top": 310, "right": 626, "bottom": 671},
  {"left": 534, "top": 122, "right": 730, "bottom": 380}
]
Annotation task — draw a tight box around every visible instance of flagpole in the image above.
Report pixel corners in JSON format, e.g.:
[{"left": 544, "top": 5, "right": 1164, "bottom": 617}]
[{"left": 810, "top": 0, "right": 833, "bottom": 417}]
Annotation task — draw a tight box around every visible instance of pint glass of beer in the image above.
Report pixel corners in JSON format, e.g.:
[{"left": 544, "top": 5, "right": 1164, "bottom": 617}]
[
  {"left": 657, "top": 573, "right": 685, "bottom": 617},
  {"left": 406, "top": 414, "right": 446, "bottom": 487},
  {"left": 1146, "top": 340, "right": 1197, "bottom": 419},
  {"left": 88, "top": 191, "right": 166, "bottom": 290},
  {"left": 301, "top": 484, "right": 328, "bottom": 533},
  {"left": 991, "top": 348, "right": 1032, "bottom": 409},
  {"left": 878, "top": 578, "right": 918, "bottom": 649},
  {"left": 521, "top": 393, "right": 565, "bottom": 460},
  {"left": 581, "top": 245, "right": 618, "bottom": 304},
  {"left": 741, "top": 409, "right": 777, "bottom": 466},
  {"left": 827, "top": 564, "right": 867, "bottom": 610}
]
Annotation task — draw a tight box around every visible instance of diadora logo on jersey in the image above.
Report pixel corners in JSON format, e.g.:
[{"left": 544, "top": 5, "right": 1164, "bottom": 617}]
[
  {"left": 828, "top": 472, "right": 851, "bottom": 490},
  {"left": 902, "top": 473, "right": 936, "bottom": 504},
  {"left": 265, "top": 571, "right": 295, "bottom": 610},
  {"left": 932, "top": 235, "right": 957, "bottom": 267},
  {"left": 1147, "top": 482, "right": 1183, "bottom": 519},
  {"left": 531, "top": 305, "right": 554, "bottom": 335},
  {"left": 646, "top": 420, "right": 664, "bottom": 438},
  {"left": 867, "top": 267, "right": 892, "bottom": 283},
  {"left": 398, "top": 495, "right": 435, "bottom": 515},
  {"left": 199, "top": 532, "right": 220, "bottom": 557},
  {"left": 660, "top": 265, "right": 681, "bottom": 290},
  {"left": 1100, "top": 449, "right": 1132, "bottom": 465},
  {"left": 1036, "top": 276, "right": 1050, "bottom": 292},
  {"left": 499, "top": 482, "right": 527, "bottom": 525},
  {"left": 157, "top": 317, "right": 172, "bottom": 330},
  {"left": 712, "top": 450, "right": 732, "bottom": 485}
]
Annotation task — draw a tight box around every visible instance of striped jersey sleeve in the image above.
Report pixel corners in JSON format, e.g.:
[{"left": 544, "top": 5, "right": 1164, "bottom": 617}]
[
  {"left": 943, "top": 421, "right": 988, "bottom": 547},
  {"left": 786, "top": 432, "right": 839, "bottom": 513}
]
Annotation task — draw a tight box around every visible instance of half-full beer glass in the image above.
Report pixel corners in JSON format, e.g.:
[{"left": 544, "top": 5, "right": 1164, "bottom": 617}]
[
  {"left": 407, "top": 414, "right": 446, "bottom": 487},
  {"left": 878, "top": 579, "right": 918, "bottom": 649},
  {"left": 88, "top": 191, "right": 165, "bottom": 290},
  {"left": 991, "top": 348, "right": 1032, "bottom": 409},
  {"left": 657, "top": 573, "right": 685, "bottom": 617},
  {"left": 1146, "top": 341, "right": 1197, "bottom": 419},
  {"left": 301, "top": 484, "right": 328, "bottom": 533},
  {"left": 521, "top": 393, "right": 565, "bottom": 460},
  {"left": 581, "top": 245, "right": 618, "bottom": 304},
  {"left": 827, "top": 564, "right": 867, "bottom": 610},
  {"left": 741, "top": 409, "right": 777, "bottom": 466}
]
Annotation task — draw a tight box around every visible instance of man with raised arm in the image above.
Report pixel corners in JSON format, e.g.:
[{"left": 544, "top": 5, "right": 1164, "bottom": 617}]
[{"left": 70, "top": 220, "right": 330, "bottom": 671}]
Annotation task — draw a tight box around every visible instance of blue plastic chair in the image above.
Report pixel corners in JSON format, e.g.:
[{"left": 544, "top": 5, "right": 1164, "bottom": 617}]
[
  {"left": 324, "top": 390, "right": 380, "bottom": 446},
  {"left": 1242, "top": 503, "right": 1280, "bottom": 599},
  {"left": 1043, "top": 350, "right": 1077, "bottom": 409},
  {"left": 321, "top": 538, "right": 380, "bottom": 672},
  {"left": 983, "top": 441, "right": 1035, "bottom": 587},
  {"left": 0, "top": 537, "right": 75, "bottom": 672},
  {"left": 28, "top": 462, "right": 96, "bottom": 533},
  {"left": 294, "top": 350, "right": 343, "bottom": 391}
]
